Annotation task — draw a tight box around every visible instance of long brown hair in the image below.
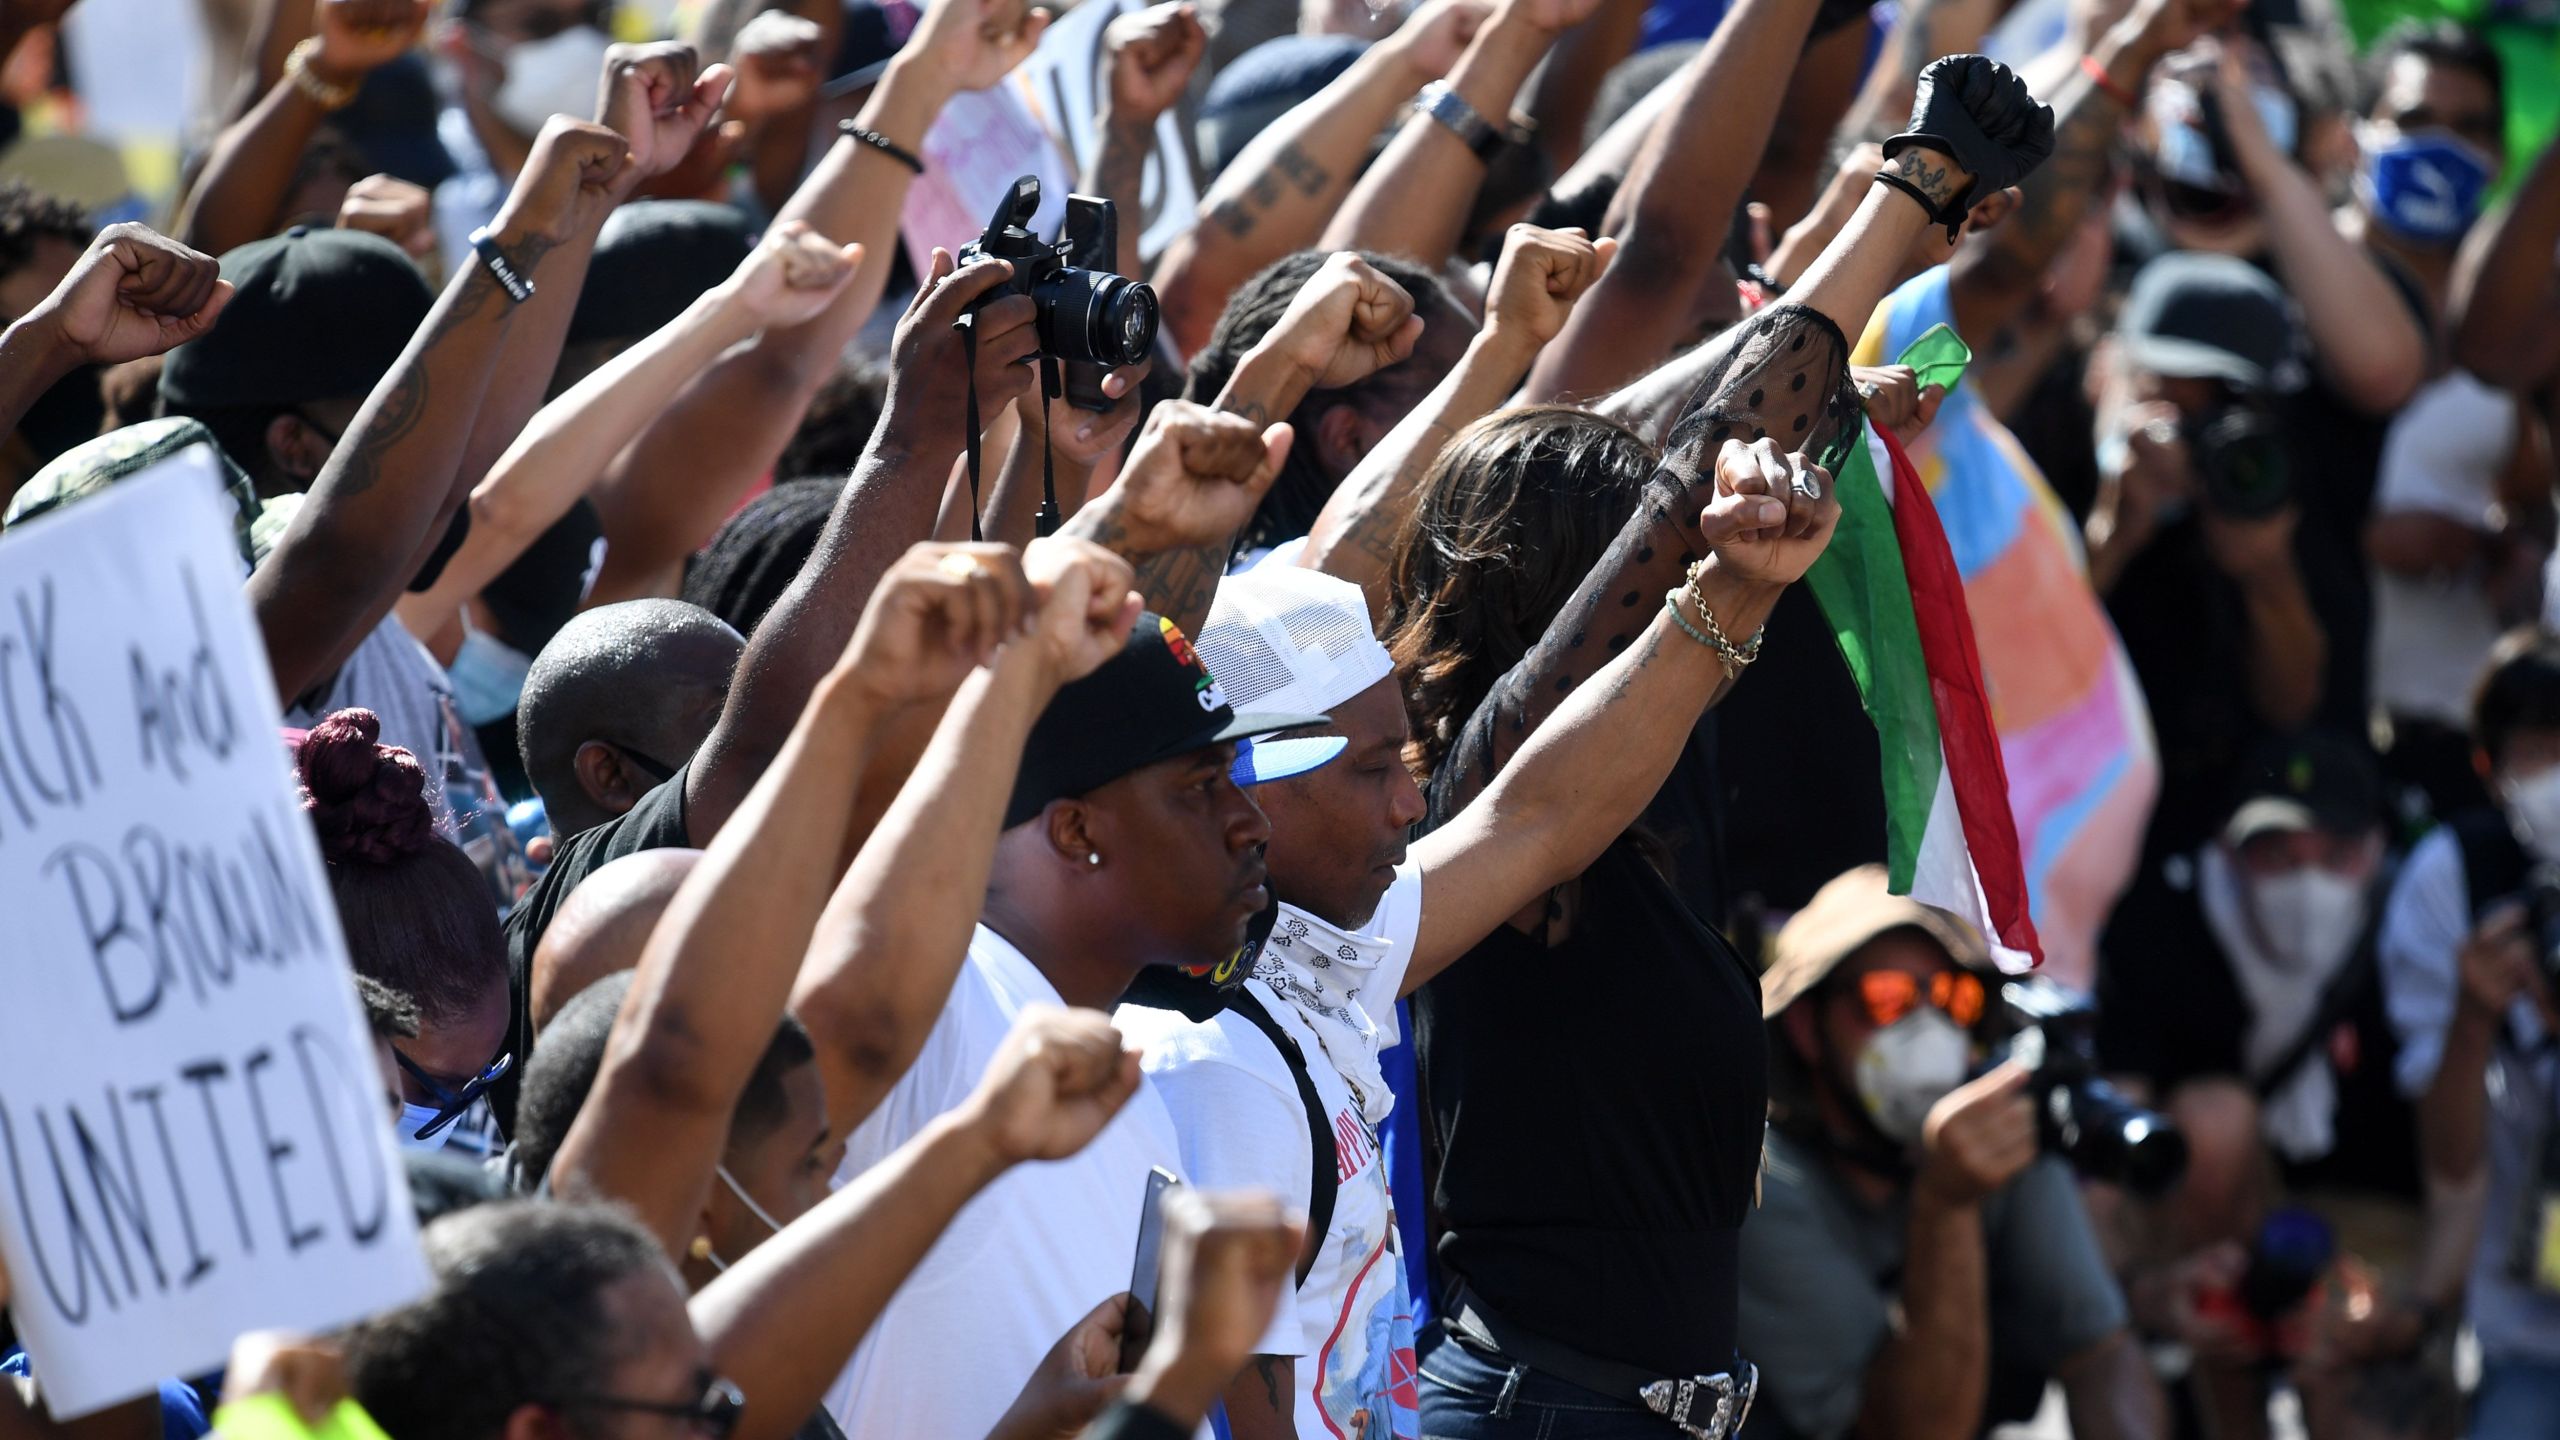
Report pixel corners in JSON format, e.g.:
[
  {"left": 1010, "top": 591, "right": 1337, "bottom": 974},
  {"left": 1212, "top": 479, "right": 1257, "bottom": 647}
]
[{"left": 1383, "top": 405, "right": 1659, "bottom": 780}]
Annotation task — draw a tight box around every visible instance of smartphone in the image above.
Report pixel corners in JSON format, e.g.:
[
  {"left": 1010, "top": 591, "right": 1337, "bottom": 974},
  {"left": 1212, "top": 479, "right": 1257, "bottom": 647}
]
[
  {"left": 1896, "top": 323, "right": 1974, "bottom": 395},
  {"left": 1118, "top": 1167, "right": 1182, "bottom": 1372}
]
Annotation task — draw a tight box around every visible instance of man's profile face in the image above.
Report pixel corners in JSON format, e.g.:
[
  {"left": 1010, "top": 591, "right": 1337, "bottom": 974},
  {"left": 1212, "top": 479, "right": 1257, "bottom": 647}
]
[
  {"left": 1085, "top": 742, "right": 1273, "bottom": 967},
  {"left": 1255, "top": 676, "right": 1419, "bottom": 930}
]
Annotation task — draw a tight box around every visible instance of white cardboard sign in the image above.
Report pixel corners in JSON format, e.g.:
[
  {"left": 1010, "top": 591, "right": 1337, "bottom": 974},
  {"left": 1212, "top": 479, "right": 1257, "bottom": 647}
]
[{"left": 0, "top": 450, "right": 427, "bottom": 1417}]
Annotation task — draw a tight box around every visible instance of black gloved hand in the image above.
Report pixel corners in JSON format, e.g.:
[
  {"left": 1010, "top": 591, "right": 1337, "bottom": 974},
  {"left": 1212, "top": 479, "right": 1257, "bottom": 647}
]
[{"left": 1882, "top": 55, "right": 2056, "bottom": 210}]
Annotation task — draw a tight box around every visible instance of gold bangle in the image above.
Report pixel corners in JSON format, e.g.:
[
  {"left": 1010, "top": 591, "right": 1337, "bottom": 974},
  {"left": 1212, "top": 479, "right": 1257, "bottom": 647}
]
[{"left": 286, "top": 38, "right": 361, "bottom": 112}]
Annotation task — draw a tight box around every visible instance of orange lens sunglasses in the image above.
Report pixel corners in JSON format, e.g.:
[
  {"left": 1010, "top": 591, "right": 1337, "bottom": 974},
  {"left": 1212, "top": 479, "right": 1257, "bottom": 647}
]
[{"left": 1855, "top": 969, "right": 1985, "bottom": 1029}]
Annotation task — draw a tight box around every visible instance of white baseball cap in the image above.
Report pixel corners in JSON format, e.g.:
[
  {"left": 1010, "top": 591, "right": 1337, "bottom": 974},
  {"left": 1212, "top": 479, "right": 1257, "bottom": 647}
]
[{"left": 1199, "top": 564, "right": 1395, "bottom": 784}]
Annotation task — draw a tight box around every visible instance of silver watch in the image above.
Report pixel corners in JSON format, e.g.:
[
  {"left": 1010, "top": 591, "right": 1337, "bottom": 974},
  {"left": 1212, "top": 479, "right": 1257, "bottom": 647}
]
[{"left": 1416, "top": 80, "right": 1502, "bottom": 161}]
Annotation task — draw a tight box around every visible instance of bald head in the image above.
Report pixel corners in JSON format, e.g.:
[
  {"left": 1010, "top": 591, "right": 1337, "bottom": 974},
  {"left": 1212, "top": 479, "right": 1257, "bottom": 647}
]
[
  {"left": 530, "top": 848, "right": 702, "bottom": 1031},
  {"left": 518, "top": 599, "right": 742, "bottom": 837}
]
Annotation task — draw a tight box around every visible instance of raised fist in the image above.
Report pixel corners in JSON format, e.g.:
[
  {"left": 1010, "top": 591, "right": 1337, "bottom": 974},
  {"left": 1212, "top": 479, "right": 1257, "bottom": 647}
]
[
  {"left": 24, "top": 224, "right": 231, "bottom": 367},
  {"left": 1484, "top": 224, "right": 1614, "bottom": 349},
  {"left": 312, "top": 0, "right": 430, "bottom": 81},
  {"left": 1885, "top": 55, "right": 2055, "bottom": 204},
  {"left": 1102, "top": 2, "right": 1207, "bottom": 126},
  {"left": 336, "top": 174, "right": 436, "bottom": 258},
  {"left": 723, "top": 220, "right": 865, "bottom": 329},
  {"left": 491, "top": 116, "right": 629, "bottom": 246}
]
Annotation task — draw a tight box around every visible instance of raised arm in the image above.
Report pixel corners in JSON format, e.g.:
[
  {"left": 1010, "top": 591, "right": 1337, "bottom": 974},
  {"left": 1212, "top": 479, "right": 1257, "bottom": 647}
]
[
  {"left": 1082, "top": 3, "right": 1207, "bottom": 284},
  {"left": 248, "top": 119, "right": 627, "bottom": 706},
  {"left": 697, "top": 1007, "right": 1147, "bottom": 1440},
  {"left": 1945, "top": 0, "right": 2216, "bottom": 346},
  {"left": 1403, "top": 435, "right": 1837, "bottom": 988},
  {"left": 1070, "top": 254, "right": 1414, "bottom": 632},
  {"left": 1057, "top": 402, "right": 1292, "bottom": 636},
  {"left": 2205, "top": 39, "right": 2423, "bottom": 413},
  {"left": 787, "top": 538, "right": 1139, "bottom": 1139},
  {"left": 1148, "top": 0, "right": 1487, "bottom": 357},
  {"left": 1435, "top": 56, "right": 2049, "bottom": 816},
  {"left": 176, "top": 0, "right": 429, "bottom": 255},
  {"left": 1321, "top": 0, "right": 1595, "bottom": 269},
  {"left": 1521, "top": 0, "right": 1821, "bottom": 402},
  {"left": 578, "top": 227, "right": 864, "bottom": 602},
  {"left": 677, "top": 250, "right": 1039, "bottom": 842},
  {"left": 2453, "top": 132, "right": 2560, "bottom": 391},
  {"left": 0, "top": 225, "right": 228, "bottom": 441},
  {"left": 397, "top": 223, "right": 861, "bottom": 644},
  {"left": 1303, "top": 225, "right": 1613, "bottom": 610},
  {"left": 546, "top": 539, "right": 1042, "bottom": 1252}
]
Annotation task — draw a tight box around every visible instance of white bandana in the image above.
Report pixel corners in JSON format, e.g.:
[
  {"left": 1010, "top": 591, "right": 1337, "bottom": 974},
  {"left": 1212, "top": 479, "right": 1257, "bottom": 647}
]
[{"left": 1252, "top": 877, "right": 1421, "bottom": 1125}]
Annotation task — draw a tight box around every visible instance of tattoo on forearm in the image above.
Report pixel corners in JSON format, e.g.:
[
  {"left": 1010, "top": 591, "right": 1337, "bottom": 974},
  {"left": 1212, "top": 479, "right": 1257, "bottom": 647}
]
[
  {"left": 1133, "top": 541, "right": 1226, "bottom": 634},
  {"left": 1889, "top": 149, "right": 1958, "bottom": 208},
  {"left": 1252, "top": 1356, "right": 1286, "bottom": 1413},
  {"left": 1204, "top": 141, "right": 1333, "bottom": 243},
  {"left": 1969, "top": 77, "right": 2121, "bottom": 301},
  {"left": 329, "top": 267, "right": 511, "bottom": 497}
]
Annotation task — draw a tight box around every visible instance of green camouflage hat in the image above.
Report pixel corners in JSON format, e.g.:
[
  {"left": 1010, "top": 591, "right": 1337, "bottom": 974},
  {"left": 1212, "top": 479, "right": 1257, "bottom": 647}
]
[{"left": 4, "top": 416, "right": 270, "bottom": 566}]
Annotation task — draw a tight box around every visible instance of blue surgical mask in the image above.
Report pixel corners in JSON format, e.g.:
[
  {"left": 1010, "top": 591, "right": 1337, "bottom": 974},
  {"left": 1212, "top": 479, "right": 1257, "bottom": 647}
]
[
  {"left": 448, "top": 625, "right": 535, "bottom": 726},
  {"left": 2359, "top": 127, "right": 2498, "bottom": 243},
  {"left": 399, "top": 1102, "right": 455, "bottom": 1151}
]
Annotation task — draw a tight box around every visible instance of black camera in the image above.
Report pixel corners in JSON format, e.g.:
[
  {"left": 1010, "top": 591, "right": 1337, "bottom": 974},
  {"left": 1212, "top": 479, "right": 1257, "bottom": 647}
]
[
  {"left": 1999, "top": 979, "right": 2188, "bottom": 1195},
  {"left": 2189, "top": 404, "right": 2291, "bottom": 520},
  {"left": 957, "top": 175, "right": 1159, "bottom": 410}
]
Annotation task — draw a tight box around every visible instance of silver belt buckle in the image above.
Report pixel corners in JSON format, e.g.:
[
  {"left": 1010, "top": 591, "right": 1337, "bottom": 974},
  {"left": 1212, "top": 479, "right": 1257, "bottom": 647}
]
[{"left": 1639, "top": 1360, "right": 1758, "bottom": 1440}]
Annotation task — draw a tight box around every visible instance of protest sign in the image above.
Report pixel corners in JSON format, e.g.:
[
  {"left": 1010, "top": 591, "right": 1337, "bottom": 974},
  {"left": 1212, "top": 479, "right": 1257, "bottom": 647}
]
[
  {"left": 0, "top": 450, "right": 427, "bottom": 1418},
  {"left": 900, "top": 80, "right": 1078, "bottom": 279}
]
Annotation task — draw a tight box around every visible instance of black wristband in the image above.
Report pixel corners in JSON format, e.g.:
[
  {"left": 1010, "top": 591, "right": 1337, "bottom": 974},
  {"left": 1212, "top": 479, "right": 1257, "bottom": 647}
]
[
  {"left": 466, "top": 227, "right": 535, "bottom": 304},
  {"left": 1872, "top": 170, "right": 1963, "bottom": 244},
  {"left": 839, "top": 122, "right": 924, "bottom": 175}
]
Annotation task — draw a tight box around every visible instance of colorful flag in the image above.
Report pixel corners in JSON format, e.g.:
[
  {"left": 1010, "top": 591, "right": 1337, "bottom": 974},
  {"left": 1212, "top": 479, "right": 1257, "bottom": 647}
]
[{"left": 1805, "top": 422, "right": 2045, "bottom": 970}]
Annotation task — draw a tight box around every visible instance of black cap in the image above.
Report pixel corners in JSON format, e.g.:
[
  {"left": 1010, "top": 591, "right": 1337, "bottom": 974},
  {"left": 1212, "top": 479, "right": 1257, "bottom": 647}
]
[
  {"left": 159, "top": 227, "right": 434, "bottom": 412},
  {"left": 567, "top": 201, "right": 755, "bottom": 347},
  {"left": 2118, "top": 251, "right": 2302, "bottom": 394},
  {"left": 1005, "top": 612, "right": 1336, "bottom": 828},
  {"left": 2225, "top": 732, "right": 2383, "bottom": 844},
  {"left": 1198, "top": 36, "right": 1369, "bottom": 178}
]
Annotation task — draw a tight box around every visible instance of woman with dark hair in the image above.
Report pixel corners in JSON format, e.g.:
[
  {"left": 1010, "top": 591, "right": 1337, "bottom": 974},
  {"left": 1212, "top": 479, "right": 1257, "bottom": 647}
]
[
  {"left": 297, "top": 708, "right": 511, "bottom": 1158},
  {"left": 1384, "top": 54, "right": 2057, "bottom": 1436}
]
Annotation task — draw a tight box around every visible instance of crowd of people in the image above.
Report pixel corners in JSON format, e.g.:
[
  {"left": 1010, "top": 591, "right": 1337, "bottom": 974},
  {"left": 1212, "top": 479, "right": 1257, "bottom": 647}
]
[{"left": 1, "top": 0, "right": 2558, "bottom": 1433}]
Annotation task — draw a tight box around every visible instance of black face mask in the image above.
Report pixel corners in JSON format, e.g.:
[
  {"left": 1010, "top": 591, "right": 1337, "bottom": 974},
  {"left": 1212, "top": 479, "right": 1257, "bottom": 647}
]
[
  {"left": 1118, "top": 892, "right": 1282, "bottom": 1022},
  {"left": 14, "top": 364, "right": 104, "bottom": 465}
]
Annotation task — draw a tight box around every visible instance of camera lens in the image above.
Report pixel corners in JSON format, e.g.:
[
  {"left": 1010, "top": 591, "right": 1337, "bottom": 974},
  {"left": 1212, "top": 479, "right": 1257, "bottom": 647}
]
[{"left": 1091, "top": 278, "right": 1160, "bottom": 368}]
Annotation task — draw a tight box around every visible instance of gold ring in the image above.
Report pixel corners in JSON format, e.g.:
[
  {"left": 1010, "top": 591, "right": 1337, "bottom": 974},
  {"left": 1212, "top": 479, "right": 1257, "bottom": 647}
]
[{"left": 938, "top": 552, "right": 987, "bottom": 579}]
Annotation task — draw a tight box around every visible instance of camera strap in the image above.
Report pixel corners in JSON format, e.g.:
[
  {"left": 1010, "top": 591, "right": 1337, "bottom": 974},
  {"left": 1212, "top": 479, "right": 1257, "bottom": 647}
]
[{"left": 956, "top": 320, "right": 1063, "bottom": 546}]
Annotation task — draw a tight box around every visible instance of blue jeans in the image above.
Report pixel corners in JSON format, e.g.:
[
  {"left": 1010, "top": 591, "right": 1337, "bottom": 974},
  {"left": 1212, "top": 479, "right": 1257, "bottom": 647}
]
[
  {"left": 1417, "top": 1323, "right": 1681, "bottom": 1440},
  {"left": 2473, "top": 1357, "right": 2560, "bottom": 1438}
]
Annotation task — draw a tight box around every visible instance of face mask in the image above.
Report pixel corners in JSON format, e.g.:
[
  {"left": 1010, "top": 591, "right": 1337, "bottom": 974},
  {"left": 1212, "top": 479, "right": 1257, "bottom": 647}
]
[
  {"left": 1854, "top": 1008, "right": 1971, "bottom": 1147},
  {"left": 2357, "top": 127, "right": 2497, "bottom": 243},
  {"left": 2245, "top": 867, "right": 2367, "bottom": 974},
  {"left": 492, "top": 25, "right": 611, "bottom": 136},
  {"left": 701, "top": 1165, "right": 786, "bottom": 1273},
  {"left": 2504, "top": 768, "right": 2560, "bottom": 864},
  {"left": 447, "top": 626, "right": 535, "bottom": 726},
  {"left": 399, "top": 1102, "right": 454, "bottom": 1151}
]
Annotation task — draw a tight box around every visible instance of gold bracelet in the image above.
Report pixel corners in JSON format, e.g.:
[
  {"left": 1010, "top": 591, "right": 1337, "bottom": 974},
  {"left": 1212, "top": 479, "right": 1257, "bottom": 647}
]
[
  {"left": 1664, "top": 584, "right": 1764, "bottom": 679},
  {"left": 286, "top": 38, "right": 360, "bottom": 112}
]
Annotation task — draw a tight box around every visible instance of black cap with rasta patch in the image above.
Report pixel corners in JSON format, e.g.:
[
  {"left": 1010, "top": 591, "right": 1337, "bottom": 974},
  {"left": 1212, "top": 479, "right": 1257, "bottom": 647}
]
[{"left": 1003, "top": 611, "right": 1342, "bottom": 829}]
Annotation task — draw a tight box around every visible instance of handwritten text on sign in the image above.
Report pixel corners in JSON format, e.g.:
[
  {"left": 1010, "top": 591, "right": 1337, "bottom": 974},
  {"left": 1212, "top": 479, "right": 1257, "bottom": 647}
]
[{"left": 0, "top": 452, "right": 426, "bottom": 1418}]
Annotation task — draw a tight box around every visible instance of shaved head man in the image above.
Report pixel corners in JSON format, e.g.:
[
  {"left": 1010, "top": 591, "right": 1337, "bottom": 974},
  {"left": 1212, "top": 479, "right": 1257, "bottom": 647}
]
[
  {"left": 517, "top": 600, "right": 742, "bottom": 837},
  {"left": 528, "top": 848, "right": 702, "bottom": 1031}
]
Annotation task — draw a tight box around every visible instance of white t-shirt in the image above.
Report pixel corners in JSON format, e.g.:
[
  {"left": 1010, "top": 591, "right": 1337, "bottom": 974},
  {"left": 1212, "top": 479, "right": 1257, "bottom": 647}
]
[
  {"left": 1116, "top": 865, "right": 1426, "bottom": 1440},
  {"left": 822, "top": 925, "right": 1190, "bottom": 1440},
  {"left": 2371, "top": 371, "right": 2516, "bottom": 726}
]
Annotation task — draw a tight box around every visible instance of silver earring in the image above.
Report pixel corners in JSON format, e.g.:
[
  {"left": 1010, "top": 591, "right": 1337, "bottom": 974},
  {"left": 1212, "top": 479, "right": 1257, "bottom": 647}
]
[{"left": 1086, "top": 852, "right": 1102, "bottom": 867}]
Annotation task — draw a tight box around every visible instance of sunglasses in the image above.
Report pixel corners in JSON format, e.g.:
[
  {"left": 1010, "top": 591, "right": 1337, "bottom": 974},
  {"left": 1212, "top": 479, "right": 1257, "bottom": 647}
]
[
  {"left": 395, "top": 1048, "right": 514, "bottom": 1140},
  {"left": 556, "top": 1377, "right": 746, "bottom": 1440},
  {"left": 1851, "top": 969, "right": 1984, "bottom": 1030}
]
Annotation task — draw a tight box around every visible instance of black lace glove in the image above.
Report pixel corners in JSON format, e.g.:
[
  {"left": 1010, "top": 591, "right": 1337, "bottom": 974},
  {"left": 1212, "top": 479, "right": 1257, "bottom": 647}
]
[{"left": 1882, "top": 55, "right": 2056, "bottom": 232}]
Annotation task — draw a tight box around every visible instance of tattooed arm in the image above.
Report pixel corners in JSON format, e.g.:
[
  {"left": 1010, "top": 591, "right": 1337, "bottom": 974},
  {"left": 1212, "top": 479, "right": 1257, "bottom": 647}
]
[
  {"left": 1084, "top": 3, "right": 1205, "bottom": 283},
  {"left": 1304, "top": 225, "right": 1613, "bottom": 615},
  {"left": 247, "top": 119, "right": 630, "bottom": 708},
  {"left": 1219, "top": 1356, "right": 1297, "bottom": 1440},
  {"left": 1521, "top": 0, "right": 1823, "bottom": 402},
  {"left": 1149, "top": 0, "right": 1484, "bottom": 358},
  {"left": 1946, "top": 0, "right": 2207, "bottom": 346},
  {"left": 1321, "top": 0, "right": 1588, "bottom": 269}
]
